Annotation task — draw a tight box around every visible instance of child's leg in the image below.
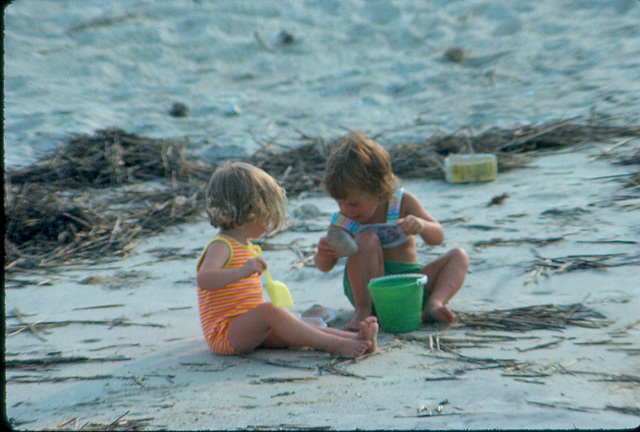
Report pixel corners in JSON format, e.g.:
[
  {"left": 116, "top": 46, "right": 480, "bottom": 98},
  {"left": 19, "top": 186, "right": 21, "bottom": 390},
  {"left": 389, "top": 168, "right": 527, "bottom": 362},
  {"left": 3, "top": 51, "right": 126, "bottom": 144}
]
[
  {"left": 227, "top": 303, "right": 377, "bottom": 357},
  {"left": 420, "top": 247, "right": 469, "bottom": 324},
  {"left": 266, "top": 322, "right": 362, "bottom": 344},
  {"left": 345, "top": 232, "right": 384, "bottom": 330},
  {"left": 320, "top": 317, "right": 378, "bottom": 353}
]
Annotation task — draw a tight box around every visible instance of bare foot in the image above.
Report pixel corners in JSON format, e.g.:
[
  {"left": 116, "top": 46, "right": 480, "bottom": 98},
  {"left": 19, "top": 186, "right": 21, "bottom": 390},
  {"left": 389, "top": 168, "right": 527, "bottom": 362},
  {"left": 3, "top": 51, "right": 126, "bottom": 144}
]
[
  {"left": 422, "top": 303, "right": 456, "bottom": 325},
  {"left": 346, "top": 309, "right": 371, "bottom": 331},
  {"left": 334, "top": 338, "right": 371, "bottom": 358},
  {"left": 357, "top": 316, "right": 378, "bottom": 353}
]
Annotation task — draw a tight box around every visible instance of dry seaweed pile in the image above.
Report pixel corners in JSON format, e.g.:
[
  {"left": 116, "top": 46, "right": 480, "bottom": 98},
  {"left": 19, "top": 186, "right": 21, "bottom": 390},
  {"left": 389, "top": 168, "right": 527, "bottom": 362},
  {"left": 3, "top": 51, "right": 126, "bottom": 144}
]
[
  {"left": 251, "top": 116, "right": 640, "bottom": 195},
  {"left": 7, "top": 128, "right": 211, "bottom": 188},
  {"left": 5, "top": 128, "right": 212, "bottom": 273},
  {"left": 455, "top": 303, "right": 612, "bottom": 332},
  {"left": 5, "top": 118, "right": 639, "bottom": 273},
  {"left": 251, "top": 141, "right": 329, "bottom": 197}
]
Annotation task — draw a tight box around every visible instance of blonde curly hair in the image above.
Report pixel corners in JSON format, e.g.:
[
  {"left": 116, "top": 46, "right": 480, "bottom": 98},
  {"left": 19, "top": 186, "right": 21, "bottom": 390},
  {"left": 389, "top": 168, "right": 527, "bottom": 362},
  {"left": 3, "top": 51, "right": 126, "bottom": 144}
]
[{"left": 205, "top": 162, "right": 287, "bottom": 232}]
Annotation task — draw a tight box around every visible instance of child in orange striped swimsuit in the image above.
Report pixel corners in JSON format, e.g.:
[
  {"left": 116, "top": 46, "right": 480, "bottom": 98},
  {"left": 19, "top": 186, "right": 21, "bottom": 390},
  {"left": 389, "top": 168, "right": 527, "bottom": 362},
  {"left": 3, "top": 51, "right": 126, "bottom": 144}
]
[{"left": 197, "top": 161, "right": 378, "bottom": 357}]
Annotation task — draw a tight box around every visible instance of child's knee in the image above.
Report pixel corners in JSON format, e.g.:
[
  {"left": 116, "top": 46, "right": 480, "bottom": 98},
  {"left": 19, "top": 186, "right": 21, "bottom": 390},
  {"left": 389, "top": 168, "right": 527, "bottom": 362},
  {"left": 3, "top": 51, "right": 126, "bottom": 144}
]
[
  {"left": 259, "top": 301, "right": 286, "bottom": 317},
  {"left": 355, "top": 232, "right": 382, "bottom": 250},
  {"left": 451, "top": 247, "right": 469, "bottom": 269}
]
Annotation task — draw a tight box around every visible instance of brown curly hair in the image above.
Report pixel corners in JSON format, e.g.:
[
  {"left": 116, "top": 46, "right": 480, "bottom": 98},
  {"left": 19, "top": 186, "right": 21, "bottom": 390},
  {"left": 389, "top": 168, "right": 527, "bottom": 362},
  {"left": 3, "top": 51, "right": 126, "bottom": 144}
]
[{"left": 323, "top": 132, "right": 397, "bottom": 201}]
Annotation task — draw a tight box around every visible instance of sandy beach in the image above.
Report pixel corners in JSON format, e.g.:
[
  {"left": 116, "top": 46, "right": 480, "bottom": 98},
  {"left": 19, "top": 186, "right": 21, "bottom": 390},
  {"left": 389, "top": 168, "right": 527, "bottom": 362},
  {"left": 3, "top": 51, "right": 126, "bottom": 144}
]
[
  {"left": 5, "top": 146, "right": 640, "bottom": 430},
  {"left": 4, "top": 1, "right": 640, "bottom": 430}
]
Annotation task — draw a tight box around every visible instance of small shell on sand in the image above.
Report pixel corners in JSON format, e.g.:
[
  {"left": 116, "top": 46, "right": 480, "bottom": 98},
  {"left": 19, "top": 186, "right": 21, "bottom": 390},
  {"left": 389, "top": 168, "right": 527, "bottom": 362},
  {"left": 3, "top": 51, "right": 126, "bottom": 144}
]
[
  {"left": 169, "top": 102, "right": 188, "bottom": 117},
  {"left": 444, "top": 46, "right": 465, "bottom": 63},
  {"left": 301, "top": 304, "right": 337, "bottom": 323},
  {"left": 327, "top": 227, "right": 358, "bottom": 257},
  {"left": 279, "top": 29, "right": 296, "bottom": 45}
]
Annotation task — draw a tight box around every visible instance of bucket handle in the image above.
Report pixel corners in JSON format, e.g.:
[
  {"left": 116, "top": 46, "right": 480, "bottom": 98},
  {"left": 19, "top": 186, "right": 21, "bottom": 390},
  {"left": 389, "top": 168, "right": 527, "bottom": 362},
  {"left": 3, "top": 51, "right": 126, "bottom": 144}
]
[{"left": 416, "top": 275, "right": 428, "bottom": 286}]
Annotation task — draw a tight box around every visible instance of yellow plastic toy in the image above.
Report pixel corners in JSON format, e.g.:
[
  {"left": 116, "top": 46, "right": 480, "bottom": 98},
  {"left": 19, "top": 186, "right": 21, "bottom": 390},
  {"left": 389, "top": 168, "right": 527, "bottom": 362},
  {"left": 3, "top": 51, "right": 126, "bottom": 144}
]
[
  {"left": 445, "top": 153, "right": 497, "bottom": 183},
  {"left": 249, "top": 244, "right": 295, "bottom": 307}
]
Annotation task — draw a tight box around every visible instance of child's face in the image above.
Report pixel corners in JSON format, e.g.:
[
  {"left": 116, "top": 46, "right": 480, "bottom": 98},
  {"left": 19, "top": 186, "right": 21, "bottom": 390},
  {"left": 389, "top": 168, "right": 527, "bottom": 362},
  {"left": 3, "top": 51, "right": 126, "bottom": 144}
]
[
  {"left": 246, "top": 222, "right": 268, "bottom": 239},
  {"left": 336, "top": 189, "right": 381, "bottom": 224}
]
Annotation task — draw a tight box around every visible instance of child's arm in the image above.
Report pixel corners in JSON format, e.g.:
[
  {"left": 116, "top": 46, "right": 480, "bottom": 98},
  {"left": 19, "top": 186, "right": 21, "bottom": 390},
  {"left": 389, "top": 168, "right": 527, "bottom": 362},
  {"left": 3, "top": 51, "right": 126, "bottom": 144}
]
[
  {"left": 397, "top": 191, "right": 445, "bottom": 246},
  {"left": 197, "top": 241, "right": 267, "bottom": 291},
  {"left": 314, "top": 236, "right": 339, "bottom": 272}
]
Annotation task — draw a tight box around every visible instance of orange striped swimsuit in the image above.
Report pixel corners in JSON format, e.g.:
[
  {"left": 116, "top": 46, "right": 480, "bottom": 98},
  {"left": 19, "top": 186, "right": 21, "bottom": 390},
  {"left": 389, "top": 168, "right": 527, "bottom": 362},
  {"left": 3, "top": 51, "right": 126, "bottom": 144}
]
[{"left": 196, "top": 235, "right": 264, "bottom": 355}]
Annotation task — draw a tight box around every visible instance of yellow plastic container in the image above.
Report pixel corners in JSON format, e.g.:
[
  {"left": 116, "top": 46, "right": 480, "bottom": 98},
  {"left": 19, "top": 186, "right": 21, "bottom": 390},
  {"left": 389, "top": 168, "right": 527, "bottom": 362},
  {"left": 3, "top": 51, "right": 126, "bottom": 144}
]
[{"left": 445, "top": 154, "right": 497, "bottom": 183}]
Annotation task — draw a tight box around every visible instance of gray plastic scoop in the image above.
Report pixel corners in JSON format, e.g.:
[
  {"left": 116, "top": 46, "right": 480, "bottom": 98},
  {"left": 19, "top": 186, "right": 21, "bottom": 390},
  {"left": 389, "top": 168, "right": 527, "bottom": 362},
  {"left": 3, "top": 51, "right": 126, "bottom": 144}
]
[{"left": 327, "top": 226, "right": 358, "bottom": 257}]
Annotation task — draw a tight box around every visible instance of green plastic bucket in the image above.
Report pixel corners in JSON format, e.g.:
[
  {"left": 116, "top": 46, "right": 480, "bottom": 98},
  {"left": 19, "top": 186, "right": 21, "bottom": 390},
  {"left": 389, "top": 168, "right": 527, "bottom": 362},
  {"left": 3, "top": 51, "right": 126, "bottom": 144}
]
[{"left": 367, "top": 274, "right": 428, "bottom": 333}]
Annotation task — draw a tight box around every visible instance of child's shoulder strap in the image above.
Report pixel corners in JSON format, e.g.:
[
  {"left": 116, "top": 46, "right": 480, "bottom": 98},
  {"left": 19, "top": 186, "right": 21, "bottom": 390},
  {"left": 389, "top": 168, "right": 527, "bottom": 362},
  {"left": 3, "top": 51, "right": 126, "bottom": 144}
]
[
  {"left": 196, "top": 235, "right": 235, "bottom": 271},
  {"left": 387, "top": 188, "right": 404, "bottom": 221},
  {"left": 330, "top": 212, "right": 360, "bottom": 234}
]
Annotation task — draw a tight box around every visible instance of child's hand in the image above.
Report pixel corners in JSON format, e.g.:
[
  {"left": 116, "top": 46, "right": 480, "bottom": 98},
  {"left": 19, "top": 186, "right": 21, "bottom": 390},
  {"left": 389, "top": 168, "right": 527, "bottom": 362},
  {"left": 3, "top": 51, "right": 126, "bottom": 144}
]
[
  {"left": 316, "top": 236, "right": 339, "bottom": 259},
  {"left": 398, "top": 215, "right": 425, "bottom": 236},
  {"left": 243, "top": 256, "right": 268, "bottom": 277}
]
